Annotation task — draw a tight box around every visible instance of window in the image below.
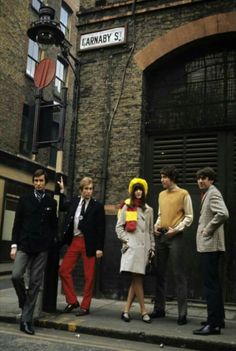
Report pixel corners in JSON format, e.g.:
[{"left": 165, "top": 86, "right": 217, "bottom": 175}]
[
  {"left": 19, "top": 104, "right": 34, "bottom": 156},
  {"left": 49, "top": 103, "right": 61, "bottom": 168},
  {"left": 20, "top": 100, "right": 62, "bottom": 164},
  {"left": 31, "top": 0, "right": 43, "bottom": 12},
  {"left": 2, "top": 196, "right": 19, "bottom": 241},
  {"left": 49, "top": 124, "right": 59, "bottom": 167},
  {"left": 145, "top": 46, "right": 236, "bottom": 131},
  {"left": 26, "top": 39, "right": 39, "bottom": 78},
  {"left": 55, "top": 59, "right": 67, "bottom": 94},
  {"left": 60, "top": 3, "right": 71, "bottom": 40}
]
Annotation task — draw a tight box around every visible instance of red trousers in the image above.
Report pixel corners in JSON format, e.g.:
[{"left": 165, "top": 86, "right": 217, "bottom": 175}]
[{"left": 59, "top": 236, "right": 95, "bottom": 310}]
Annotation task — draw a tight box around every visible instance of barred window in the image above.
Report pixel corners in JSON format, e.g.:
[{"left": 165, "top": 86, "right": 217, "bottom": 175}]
[
  {"left": 145, "top": 43, "right": 236, "bottom": 185},
  {"left": 146, "top": 47, "right": 236, "bottom": 131}
]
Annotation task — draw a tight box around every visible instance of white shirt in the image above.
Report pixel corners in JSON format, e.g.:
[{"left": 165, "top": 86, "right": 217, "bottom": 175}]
[{"left": 74, "top": 197, "right": 90, "bottom": 236}]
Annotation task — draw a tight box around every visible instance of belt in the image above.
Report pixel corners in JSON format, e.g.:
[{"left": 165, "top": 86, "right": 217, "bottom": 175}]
[
  {"left": 74, "top": 233, "right": 84, "bottom": 237},
  {"left": 159, "top": 228, "right": 168, "bottom": 235}
]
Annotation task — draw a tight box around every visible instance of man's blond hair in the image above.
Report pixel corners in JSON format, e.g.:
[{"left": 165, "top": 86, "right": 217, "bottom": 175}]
[{"left": 79, "top": 177, "right": 93, "bottom": 191}]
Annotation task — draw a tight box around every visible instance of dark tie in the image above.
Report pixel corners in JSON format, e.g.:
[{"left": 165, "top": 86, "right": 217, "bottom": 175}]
[
  {"left": 78, "top": 199, "right": 86, "bottom": 229},
  {"left": 35, "top": 190, "right": 45, "bottom": 202}
]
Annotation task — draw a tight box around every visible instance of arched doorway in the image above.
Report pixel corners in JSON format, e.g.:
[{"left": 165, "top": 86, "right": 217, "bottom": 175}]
[{"left": 142, "top": 38, "right": 236, "bottom": 302}]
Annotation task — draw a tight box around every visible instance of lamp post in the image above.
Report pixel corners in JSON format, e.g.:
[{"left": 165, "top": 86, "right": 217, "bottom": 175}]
[
  {"left": 27, "top": 3, "right": 80, "bottom": 196},
  {"left": 27, "top": 3, "right": 80, "bottom": 311}
]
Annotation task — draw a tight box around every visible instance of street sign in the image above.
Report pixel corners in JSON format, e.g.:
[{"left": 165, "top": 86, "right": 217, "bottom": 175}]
[
  {"left": 79, "top": 26, "right": 127, "bottom": 51},
  {"left": 34, "top": 58, "right": 56, "bottom": 88}
]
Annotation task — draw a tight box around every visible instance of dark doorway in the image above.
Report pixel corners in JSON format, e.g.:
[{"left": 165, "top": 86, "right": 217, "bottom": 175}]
[{"left": 144, "top": 40, "right": 236, "bottom": 302}]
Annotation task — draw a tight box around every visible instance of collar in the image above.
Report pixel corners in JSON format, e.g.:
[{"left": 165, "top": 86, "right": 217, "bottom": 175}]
[
  {"left": 80, "top": 197, "right": 91, "bottom": 205},
  {"left": 34, "top": 189, "right": 46, "bottom": 196},
  {"left": 167, "top": 184, "right": 178, "bottom": 192}
]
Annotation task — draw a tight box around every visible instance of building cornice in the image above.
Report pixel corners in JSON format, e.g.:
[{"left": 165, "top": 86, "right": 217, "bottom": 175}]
[{"left": 77, "top": 0, "right": 205, "bottom": 27}]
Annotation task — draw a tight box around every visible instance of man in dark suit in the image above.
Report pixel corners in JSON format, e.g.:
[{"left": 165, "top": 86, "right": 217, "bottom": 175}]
[
  {"left": 58, "top": 176, "right": 105, "bottom": 316},
  {"left": 10, "top": 169, "right": 58, "bottom": 335}
]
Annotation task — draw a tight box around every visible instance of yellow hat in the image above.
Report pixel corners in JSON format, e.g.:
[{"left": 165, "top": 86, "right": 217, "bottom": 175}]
[{"left": 128, "top": 178, "right": 148, "bottom": 196}]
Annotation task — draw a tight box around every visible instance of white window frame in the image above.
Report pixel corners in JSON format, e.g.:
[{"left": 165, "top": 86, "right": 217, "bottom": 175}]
[
  {"left": 31, "top": 0, "right": 43, "bottom": 12},
  {"left": 26, "top": 39, "right": 39, "bottom": 78},
  {"left": 55, "top": 59, "right": 67, "bottom": 94},
  {"left": 60, "top": 3, "right": 71, "bottom": 40}
]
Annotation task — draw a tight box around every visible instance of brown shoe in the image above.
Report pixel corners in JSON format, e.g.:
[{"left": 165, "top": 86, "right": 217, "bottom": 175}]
[{"left": 63, "top": 302, "right": 80, "bottom": 313}]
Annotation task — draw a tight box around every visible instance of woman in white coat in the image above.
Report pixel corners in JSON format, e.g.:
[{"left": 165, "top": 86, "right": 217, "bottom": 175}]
[{"left": 116, "top": 178, "right": 155, "bottom": 323}]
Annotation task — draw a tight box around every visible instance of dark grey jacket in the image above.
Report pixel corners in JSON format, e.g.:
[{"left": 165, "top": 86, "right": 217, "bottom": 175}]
[{"left": 11, "top": 192, "right": 58, "bottom": 253}]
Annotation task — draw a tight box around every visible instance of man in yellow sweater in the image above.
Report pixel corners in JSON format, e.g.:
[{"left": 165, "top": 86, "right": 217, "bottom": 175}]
[{"left": 150, "top": 165, "right": 193, "bottom": 325}]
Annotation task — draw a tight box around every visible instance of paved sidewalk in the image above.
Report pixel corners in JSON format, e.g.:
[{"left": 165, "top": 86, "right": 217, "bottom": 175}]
[{"left": 0, "top": 283, "right": 236, "bottom": 351}]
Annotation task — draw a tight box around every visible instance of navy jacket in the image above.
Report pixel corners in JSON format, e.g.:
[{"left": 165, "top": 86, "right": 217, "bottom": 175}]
[
  {"left": 11, "top": 192, "right": 58, "bottom": 254},
  {"left": 60, "top": 194, "right": 105, "bottom": 257}
]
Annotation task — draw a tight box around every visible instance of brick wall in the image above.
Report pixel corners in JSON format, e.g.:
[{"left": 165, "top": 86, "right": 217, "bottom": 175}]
[
  {"left": 0, "top": 0, "right": 80, "bottom": 173},
  {"left": 0, "top": 1, "right": 32, "bottom": 154},
  {"left": 76, "top": 0, "right": 236, "bottom": 204}
]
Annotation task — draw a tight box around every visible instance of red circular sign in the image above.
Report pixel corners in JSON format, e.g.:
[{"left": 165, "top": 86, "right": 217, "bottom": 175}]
[{"left": 34, "top": 58, "right": 56, "bottom": 88}]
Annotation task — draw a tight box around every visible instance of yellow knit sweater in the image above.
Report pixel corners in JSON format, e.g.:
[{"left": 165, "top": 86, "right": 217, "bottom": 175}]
[{"left": 159, "top": 188, "right": 189, "bottom": 228}]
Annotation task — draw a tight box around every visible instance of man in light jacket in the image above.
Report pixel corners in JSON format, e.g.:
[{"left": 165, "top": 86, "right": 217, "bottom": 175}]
[{"left": 193, "top": 167, "right": 229, "bottom": 336}]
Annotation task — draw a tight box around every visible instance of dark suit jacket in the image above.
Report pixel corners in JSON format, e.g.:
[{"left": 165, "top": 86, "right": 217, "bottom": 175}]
[
  {"left": 59, "top": 194, "right": 105, "bottom": 257},
  {"left": 11, "top": 192, "right": 58, "bottom": 254}
]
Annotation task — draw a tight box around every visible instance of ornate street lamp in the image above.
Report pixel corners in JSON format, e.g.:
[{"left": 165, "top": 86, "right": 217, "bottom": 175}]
[{"left": 27, "top": 5, "right": 65, "bottom": 47}]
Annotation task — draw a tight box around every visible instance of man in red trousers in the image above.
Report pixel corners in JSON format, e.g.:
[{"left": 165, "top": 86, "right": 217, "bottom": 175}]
[{"left": 58, "top": 176, "right": 105, "bottom": 316}]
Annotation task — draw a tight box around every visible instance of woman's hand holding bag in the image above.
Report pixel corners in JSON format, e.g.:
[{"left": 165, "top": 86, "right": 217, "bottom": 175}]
[{"left": 145, "top": 249, "right": 156, "bottom": 276}]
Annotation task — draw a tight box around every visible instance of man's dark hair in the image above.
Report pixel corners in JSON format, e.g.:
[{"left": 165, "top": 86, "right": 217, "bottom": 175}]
[
  {"left": 160, "top": 165, "right": 179, "bottom": 182},
  {"left": 196, "top": 167, "right": 216, "bottom": 182},
  {"left": 32, "top": 169, "right": 48, "bottom": 184}
]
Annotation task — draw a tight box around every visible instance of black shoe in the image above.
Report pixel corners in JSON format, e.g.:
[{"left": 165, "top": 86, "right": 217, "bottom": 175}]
[
  {"left": 177, "top": 315, "right": 187, "bottom": 325},
  {"left": 150, "top": 310, "right": 165, "bottom": 318},
  {"left": 193, "top": 324, "right": 221, "bottom": 335},
  {"left": 20, "top": 321, "right": 35, "bottom": 335},
  {"left": 75, "top": 308, "right": 89, "bottom": 316},
  {"left": 63, "top": 302, "right": 80, "bottom": 313},
  {"left": 142, "top": 313, "right": 152, "bottom": 323},
  {"left": 201, "top": 320, "right": 225, "bottom": 328},
  {"left": 121, "top": 312, "right": 130, "bottom": 322}
]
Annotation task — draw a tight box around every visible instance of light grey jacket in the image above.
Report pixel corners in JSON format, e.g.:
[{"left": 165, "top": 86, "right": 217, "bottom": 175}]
[
  {"left": 196, "top": 184, "right": 229, "bottom": 253},
  {"left": 116, "top": 204, "right": 154, "bottom": 274}
]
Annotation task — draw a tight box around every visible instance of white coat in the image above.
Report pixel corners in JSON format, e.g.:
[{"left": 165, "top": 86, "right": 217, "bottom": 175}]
[{"left": 116, "top": 204, "right": 154, "bottom": 274}]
